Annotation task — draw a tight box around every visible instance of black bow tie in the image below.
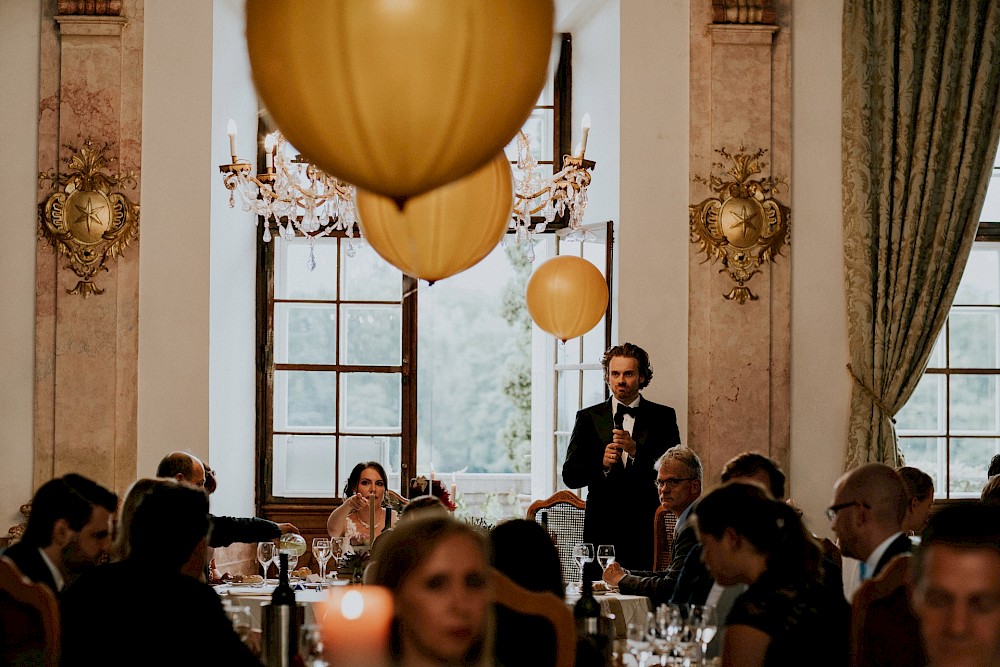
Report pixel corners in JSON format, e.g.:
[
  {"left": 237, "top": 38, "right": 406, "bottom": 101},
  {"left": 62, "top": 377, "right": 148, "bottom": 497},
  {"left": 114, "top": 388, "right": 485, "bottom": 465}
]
[{"left": 614, "top": 404, "right": 637, "bottom": 427}]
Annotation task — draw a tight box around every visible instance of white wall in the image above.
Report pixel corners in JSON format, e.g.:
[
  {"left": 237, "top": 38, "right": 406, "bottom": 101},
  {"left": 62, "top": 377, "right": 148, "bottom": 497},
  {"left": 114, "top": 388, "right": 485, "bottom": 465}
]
[
  {"left": 789, "top": 0, "right": 850, "bottom": 536},
  {"left": 138, "top": 1, "right": 215, "bottom": 476},
  {"left": 0, "top": 0, "right": 41, "bottom": 528},
  {"left": 209, "top": 0, "right": 258, "bottom": 517}
]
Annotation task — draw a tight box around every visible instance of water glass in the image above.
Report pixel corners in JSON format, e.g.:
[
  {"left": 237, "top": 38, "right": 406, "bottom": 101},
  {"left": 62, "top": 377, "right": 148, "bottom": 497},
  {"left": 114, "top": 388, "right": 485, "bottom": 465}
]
[
  {"left": 312, "top": 538, "right": 332, "bottom": 584},
  {"left": 256, "top": 541, "right": 276, "bottom": 579},
  {"left": 572, "top": 542, "right": 595, "bottom": 592},
  {"left": 597, "top": 544, "right": 616, "bottom": 571}
]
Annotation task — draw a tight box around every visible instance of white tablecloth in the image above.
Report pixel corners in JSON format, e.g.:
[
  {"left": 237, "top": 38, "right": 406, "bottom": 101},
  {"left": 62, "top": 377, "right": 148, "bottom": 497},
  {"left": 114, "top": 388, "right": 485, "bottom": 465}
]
[{"left": 565, "top": 591, "right": 652, "bottom": 638}]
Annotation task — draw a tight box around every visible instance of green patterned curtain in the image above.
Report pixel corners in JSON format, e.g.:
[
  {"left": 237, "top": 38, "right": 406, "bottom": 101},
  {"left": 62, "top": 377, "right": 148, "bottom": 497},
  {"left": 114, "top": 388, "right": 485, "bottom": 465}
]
[{"left": 843, "top": 0, "right": 1000, "bottom": 468}]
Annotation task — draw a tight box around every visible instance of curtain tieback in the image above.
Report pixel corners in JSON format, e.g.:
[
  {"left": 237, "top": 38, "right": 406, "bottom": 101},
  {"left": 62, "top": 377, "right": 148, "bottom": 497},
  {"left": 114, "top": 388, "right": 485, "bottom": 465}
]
[{"left": 846, "top": 364, "right": 896, "bottom": 424}]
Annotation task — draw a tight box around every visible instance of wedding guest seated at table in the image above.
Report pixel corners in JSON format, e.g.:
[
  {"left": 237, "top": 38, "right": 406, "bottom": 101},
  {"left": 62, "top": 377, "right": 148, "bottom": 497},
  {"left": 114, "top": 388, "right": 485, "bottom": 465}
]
[
  {"left": 109, "top": 477, "right": 160, "bottom": 562},
  {"left": 327, "top": 461, "right": 396, "bottom": 546},
  {"left": 157, "top": 451, "right": 298, "bottom": 547},
  {"left": 896, "top": 466, "right": 934, "bottom": 536},
  {"left": 911, "top": 503, "right": 1000, "bottom": 667},
  {"left": 60, "top": 479, "right": 261, "bottom": 666},
  {"left": 981, "top": 474, "right": 1000, "bottom": 507},
  {"left": 490, "top": 518, "right": 564, "bottom": 667},
  {"left": 694, "top": 481, "right": 850, "bottom": 667},
  {"left": 2, "top": 473, "right": 117, "bottom": 595},
  {"left": 367, "top": 514, "right": 493, "bottom": 666},
  {"left": 399, "top": 494, "right": 449, "bottom": 522}
]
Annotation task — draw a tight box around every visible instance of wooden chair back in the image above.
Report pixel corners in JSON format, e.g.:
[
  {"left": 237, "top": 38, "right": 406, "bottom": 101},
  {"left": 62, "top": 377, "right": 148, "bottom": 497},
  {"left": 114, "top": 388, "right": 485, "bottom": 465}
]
[
  {"left": 652, "top": 505, "right": 677, "bottom": 570},
  {"left": 526, "top": 491, "right": 586, "bottom": 588},
  {"left": 850, "top": 554, "right": 925, "bottom": 667},
  {"left": 0, "top": 555, "right": 60, "bottom": 667},
  {"left": 492, "top": 568, "right": 576, "bottom": 667}
]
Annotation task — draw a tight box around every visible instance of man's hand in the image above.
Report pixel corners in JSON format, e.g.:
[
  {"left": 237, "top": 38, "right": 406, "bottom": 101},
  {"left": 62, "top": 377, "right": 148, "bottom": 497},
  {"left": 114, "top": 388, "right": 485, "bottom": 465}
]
[
  {"left": 278, "top": 522, "right": 299, "bottom": 534},
  {"left": 603, "top": 561, "right": 627, "bottom": 586},
  {"left": 611, "top": 428, "right": 636, "bottom": 457},
  {"left": 603, "top": 443, "right": 623, "bottom": 470}
]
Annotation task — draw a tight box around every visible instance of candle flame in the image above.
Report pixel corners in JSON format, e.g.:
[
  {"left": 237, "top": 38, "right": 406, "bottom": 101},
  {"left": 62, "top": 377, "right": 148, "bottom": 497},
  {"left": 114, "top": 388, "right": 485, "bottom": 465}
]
[
  {"left": 342, "top": 590, "right": 364, "bottom": 620},
  {"left": 227, "top": 118, "right": 237, "bottom": 136}
]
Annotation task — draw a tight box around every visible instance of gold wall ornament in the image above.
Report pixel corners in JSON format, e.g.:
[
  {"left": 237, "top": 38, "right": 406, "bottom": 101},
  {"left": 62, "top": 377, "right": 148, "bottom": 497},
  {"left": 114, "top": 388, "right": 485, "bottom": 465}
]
[
  {"left": 689, "top": 146, "right": 789, "bottom": 304},
  {"left": 38, "top": 140, "right": 139, "bottom": 296}
]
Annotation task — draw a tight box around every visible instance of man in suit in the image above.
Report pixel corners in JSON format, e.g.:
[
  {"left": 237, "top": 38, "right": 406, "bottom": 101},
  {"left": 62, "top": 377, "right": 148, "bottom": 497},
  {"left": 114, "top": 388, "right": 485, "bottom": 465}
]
[
  {"left": 2, "top": 473, "right": 117, "bottom": 594},
  {"left": 562, "top": 343, "right": 680, "bottom": 578},
  {"left": 829, "top": 463, "right": 911, "bottom": 599},
  {"left": 911, "top": 503, "right": 1000, "bottom": 667},
  {"left": 601, "top": 446, "right": 702, "bottom": 605},
  {"left": 156, "top": 451, "right": 298, "bottom": 547},
  {"left": 60, "top": 480, "right": 260, "bottom": 665}
]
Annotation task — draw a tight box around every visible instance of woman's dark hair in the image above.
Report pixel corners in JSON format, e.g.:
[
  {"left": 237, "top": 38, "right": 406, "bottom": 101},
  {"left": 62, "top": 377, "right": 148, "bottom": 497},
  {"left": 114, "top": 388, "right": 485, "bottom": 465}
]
[
  {"left": 490, "top": 519, "right": 564, "bottom": 596},
  {"left": 693, "top": 481, "right": 822, "bottom": 582},
  {"left": 721, "top": 452, "right": 786, "bottom": 500},
  {"left": 343, "top": 461, "right": 388, "bottom": 497},
  {"left": 895, "top": 466, "right": 934, "bottom": 502}
]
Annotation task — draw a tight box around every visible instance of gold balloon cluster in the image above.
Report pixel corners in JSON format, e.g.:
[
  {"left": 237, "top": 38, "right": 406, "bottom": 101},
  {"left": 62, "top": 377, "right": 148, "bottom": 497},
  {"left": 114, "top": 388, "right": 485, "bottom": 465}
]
[{"left": 246, "top": 0, "right": 607, "bottom": 339}]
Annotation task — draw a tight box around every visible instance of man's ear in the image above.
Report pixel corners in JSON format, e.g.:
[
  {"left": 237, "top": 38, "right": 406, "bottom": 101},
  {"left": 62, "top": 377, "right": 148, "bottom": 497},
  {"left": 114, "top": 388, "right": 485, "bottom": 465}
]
[
  {"left": 51, "top": 518, "right": 74, "bottom": 548},
  {"left": 693, "top": 479, "right": 703, "bottom": 497}
]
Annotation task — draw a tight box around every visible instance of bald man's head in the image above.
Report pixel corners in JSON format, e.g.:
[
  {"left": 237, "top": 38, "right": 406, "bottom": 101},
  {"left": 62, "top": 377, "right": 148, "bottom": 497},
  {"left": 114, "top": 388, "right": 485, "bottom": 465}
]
[
  {"left": 155, "top": 451, "right": 206, "bottom": 488},
  {"left": 830, "top": 463, "right": 908, "bottom": 560}
]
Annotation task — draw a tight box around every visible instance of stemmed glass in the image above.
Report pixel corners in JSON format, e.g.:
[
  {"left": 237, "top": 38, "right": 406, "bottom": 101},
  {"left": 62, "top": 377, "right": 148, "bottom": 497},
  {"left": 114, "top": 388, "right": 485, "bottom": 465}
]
[
  {"left": 572, "top": 543, "right": 595, "bottom": 593},
  {"left": 312, "top": 538, "right": 332, "bottom": 586},
  {"left": 690, "top": 604, "right": 717, "bottom": 665},
  {"left": 225, "top": 602, "right": 253, "bottom": 644},
  {"left": 329, "top": 536, "right": 347, "bottom": 576},
  {"left": 256, "top": 541, "right": 275, "bottom": 579},
  {"left": 597, "top": 544, "right": 616, "bottom": 571}
]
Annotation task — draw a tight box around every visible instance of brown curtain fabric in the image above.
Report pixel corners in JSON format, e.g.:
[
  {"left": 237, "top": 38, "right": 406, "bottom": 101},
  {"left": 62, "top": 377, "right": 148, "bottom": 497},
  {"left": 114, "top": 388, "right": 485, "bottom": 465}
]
[{"left": 842, "top": 0, "right": 1000, "bottom": 467}]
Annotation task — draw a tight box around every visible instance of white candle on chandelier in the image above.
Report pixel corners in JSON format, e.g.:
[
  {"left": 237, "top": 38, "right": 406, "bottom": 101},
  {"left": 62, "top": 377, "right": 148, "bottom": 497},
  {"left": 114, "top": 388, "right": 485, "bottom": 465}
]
[
  {"left": 576, "top": 113, "right": 592, "bottom": 158},
  {"left": 451, "top": 473, "right": 457, "bottom": 501},
  {"left": 264, "top": 133, "right": 276, "bottom": 170},
  {"left": 227, "top": 118, "right": 238, "bottom": 160}
]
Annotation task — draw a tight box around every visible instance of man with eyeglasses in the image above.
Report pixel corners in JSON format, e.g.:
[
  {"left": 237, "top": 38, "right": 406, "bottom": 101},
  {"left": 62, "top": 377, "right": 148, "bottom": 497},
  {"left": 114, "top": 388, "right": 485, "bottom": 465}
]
[
  {"left": 562, "top": 343, "right": 681, "bottom": 580},
  {"left": 600, "top": 446, "right": 702, "bottom": 605},
  {"left": 828, "top": 463, "right": 910, "bottom": 602}
]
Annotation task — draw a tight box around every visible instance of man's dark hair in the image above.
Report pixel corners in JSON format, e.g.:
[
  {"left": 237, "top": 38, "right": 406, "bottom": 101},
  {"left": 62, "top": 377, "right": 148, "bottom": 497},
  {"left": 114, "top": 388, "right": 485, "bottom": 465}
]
[
  {"left": 128, "top": 482, "right": 210, "bottom": 570},
  {"left": 21, "top": 474, "right": 118, "bottom": 548},
  {"left": 989, "top": 453, "right": 1000, "bottom": 478},
  {"left": 914, "top": 503, "right": 1000, "bottom": 583},
  {"left": 601, "top": 342, "right": 653, "bottom": 389},
  {"left": 155, "top": 451, "right": 198, "bottom": 481},
  {"left": 721, "top": 452, "right": 786, "bottom": 499}
]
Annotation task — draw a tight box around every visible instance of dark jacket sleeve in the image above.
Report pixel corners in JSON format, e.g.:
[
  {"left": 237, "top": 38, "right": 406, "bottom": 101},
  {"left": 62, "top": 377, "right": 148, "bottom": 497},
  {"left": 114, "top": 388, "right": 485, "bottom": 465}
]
[
  {"left": 618, "top": 522, "right": 699, "bottom": 606},
  {"left": 562, "top": 408, "right": 606, "bottom": 489},
  {"left": 209, "top": 515, "right": 281, "bottom": 548}
]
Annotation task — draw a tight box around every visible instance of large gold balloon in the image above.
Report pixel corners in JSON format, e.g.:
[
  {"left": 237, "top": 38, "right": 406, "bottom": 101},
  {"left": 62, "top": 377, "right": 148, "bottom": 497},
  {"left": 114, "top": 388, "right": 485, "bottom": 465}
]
[
  {"left": 246, "top": 0, "right": 553, "bottom": 205},
  {"left": 526, "top": 256, "right": 608, "bottom": 342},
  {"left": 356, "top": 153, "right": 513, "bottom": 284}
]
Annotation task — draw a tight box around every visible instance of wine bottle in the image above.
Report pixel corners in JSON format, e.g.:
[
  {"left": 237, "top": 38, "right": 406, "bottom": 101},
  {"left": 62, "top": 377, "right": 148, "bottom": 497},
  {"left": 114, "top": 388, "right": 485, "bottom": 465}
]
[
  {"left": 262, "top": 553, "right": 300, "bottom": 667},
  {"left": 573, "top": 578, "right": 610, "bottom": 666}
]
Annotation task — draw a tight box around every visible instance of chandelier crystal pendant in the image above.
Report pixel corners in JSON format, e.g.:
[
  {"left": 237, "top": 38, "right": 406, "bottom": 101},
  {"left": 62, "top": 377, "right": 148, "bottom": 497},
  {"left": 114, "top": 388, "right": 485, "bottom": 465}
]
[
  {"left": 219, "top": 116, "right": 596, "bottom": 270},
  {"left": 219, "top": 121, "right": 360, "bottom": 270}
]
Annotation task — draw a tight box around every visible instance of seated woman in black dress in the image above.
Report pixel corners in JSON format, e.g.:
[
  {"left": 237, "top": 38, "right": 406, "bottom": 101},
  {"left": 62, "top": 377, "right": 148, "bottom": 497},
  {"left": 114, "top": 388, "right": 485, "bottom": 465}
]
[{"left": 693, "top": 481, "right": 849, "bottom": 667}]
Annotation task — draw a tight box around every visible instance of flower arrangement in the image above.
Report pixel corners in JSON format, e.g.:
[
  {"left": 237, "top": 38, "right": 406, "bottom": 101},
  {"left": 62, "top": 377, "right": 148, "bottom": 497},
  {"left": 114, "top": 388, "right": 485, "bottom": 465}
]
[
  {"left": 409, "top": 476, "right": 457, "bottom": 511},
  {"left": 339, "top": 548, "right": 371, "bottom": 583}
]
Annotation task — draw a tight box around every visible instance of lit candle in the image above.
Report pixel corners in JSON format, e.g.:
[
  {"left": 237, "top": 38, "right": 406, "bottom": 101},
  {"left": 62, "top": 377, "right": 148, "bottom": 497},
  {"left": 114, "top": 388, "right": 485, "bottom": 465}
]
[
  {"left": 576, "top": 113, "right": 591, "bottom": 158},
  {"left": 368, "top": 494, "right": 376, "bottom": 546},
  {"left": 264, "top": 133, "right": 276, "bottom": 170},
  {"left": 320, "top": 586, "right": 393, "bottom": 667},
  {"left": 227, "top": 118, "right": 238, "bottom": 161},
  {"left": 451, "top": 473, "right": 457, "bottom": 501},
  {"left": 429, "top": 465, "right": 435, "bottom": 482}
]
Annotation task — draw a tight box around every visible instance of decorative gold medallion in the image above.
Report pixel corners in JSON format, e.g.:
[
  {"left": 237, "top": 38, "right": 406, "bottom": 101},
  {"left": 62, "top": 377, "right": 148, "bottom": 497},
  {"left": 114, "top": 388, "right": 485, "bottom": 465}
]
[
  {"left": 38, "top": 140, "right": 139, "bottom": 296},
  {"left": 690, "top": 146, "right": 789, "bottom": 303}
]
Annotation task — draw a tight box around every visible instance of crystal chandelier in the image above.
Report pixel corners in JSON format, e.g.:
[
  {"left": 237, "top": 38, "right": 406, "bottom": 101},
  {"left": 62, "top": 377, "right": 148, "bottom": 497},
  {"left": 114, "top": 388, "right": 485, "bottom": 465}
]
[{"left": 219, "top": 117, "right": 596, "bottom": 268}]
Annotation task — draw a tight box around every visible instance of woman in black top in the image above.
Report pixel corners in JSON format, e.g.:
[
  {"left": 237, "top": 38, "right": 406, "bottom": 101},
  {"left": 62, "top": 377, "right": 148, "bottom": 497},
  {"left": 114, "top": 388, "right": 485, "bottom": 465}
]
[{"left": 693, "top": 481, "right": 849, "bottom": 667}]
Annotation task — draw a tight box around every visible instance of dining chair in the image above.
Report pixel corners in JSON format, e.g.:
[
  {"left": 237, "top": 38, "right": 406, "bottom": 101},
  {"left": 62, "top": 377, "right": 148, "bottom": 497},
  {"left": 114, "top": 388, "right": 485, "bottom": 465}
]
[
  {"left": 526, "top": 490, "right": 586, "bottom": 588},
  {"left": 850, "top": 553, "right": 924, "bottom": 667},
  {"left": 652, "top": 505, "right": 677, "bottom": 571},
  {"left": 492, "top": 568, "right": 576, "bottom": 667},
  {"left": 0, "top": 555, "right": 61, "bottom": 667}
]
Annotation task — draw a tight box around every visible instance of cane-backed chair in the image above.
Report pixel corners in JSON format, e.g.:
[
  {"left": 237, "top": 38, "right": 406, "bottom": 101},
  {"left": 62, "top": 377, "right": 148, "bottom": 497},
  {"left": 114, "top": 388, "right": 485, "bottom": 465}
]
[
  {"left": 850, "top": 554, "right": 924, "bottom": 667},
  {"left": 652, "top": 505, "right": 677, "bottom": 570},
  {"left": 527, "top": 491, "right": 586, "bottom": 589},
  {"left": 0, "top": 555, "right": 60, "bottom": 667}
]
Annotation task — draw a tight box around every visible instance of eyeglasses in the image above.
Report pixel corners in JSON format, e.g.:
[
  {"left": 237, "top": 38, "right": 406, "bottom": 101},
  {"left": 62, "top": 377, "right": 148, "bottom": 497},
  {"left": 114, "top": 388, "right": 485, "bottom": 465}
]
[
  {"left": 826, "top": 501, "right": 870, "bottom": 521},
  {"left": 655, "top": 477, "right": 696, "bottom": 490}
]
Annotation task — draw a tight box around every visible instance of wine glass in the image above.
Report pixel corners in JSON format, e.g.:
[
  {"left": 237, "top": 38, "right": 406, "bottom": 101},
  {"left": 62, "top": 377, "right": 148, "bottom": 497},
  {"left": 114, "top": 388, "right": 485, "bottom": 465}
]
[
  {"left": 572, "top": 543, "right": 595, "bottom": 593},
  {"left": 299, "top": 624, "right": 326, "bottom": 667},
  {"left": 690, "top": 604, "right": 717, "bottom": 664},
  {"left": 226, "top": 604, "right": 253, "bottom": 644},
  {"left": 626, "top": 613, "right": 655, "bottom": 667},
  {"left": 312, "top": 538, "right": 332, "bottom": 585},
  {"left": 256, "top": 541, "right": 275, "bottom": 579},
  {"left": 597, "top": 544, "right": 616, "bottom": 571},
  {"left": 329, "top": 536, "right": 346, "bottom": 576}
]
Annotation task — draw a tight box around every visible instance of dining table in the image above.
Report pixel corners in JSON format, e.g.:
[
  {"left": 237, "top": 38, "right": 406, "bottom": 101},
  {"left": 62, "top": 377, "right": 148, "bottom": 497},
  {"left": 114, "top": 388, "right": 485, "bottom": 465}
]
[
  {"left": 564, "top": 588, "right": 652, "bottom": 639},
  {"left": 215, "top": 579, "right": 342, "bottom": 630}
]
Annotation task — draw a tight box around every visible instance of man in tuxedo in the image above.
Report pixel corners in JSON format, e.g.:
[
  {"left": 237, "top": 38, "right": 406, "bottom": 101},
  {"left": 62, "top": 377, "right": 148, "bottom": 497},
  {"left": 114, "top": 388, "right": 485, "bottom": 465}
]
[
  {"left": 829, "top": 463, "right": 911, "bottom": 597},
  {"left": 2, "top": 473, "right": 117, "bottom": 594},
  {"left": 911, "top": 503, "right": 1000, "bottom": 667},
  {"left": 562, "top": 343, "right": 680, "bottom": 578}
]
